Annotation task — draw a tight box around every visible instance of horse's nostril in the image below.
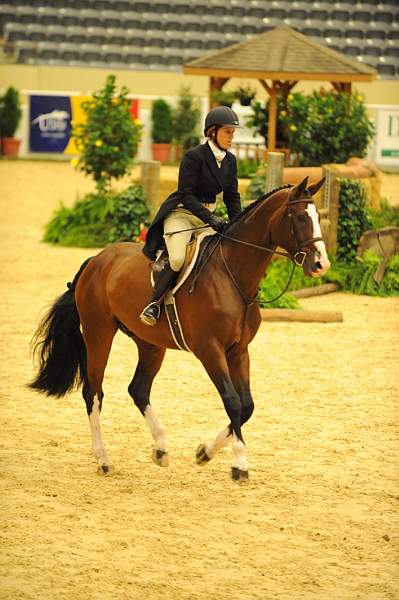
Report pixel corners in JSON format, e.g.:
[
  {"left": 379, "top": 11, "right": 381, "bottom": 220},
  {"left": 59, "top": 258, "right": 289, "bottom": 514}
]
[{"left": 315, "top": 261, "right": 322, "bottom": 270}]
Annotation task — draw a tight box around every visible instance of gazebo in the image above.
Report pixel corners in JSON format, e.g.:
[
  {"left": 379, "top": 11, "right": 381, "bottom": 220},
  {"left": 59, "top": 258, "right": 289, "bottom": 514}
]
[{"left": 184, "top": 27, "right": 377, "bottom": 151}]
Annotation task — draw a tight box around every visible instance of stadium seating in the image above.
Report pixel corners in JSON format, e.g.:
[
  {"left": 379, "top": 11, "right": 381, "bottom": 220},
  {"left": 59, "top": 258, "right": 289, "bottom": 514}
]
[{"left": 1, "top": 0, "right": 398, "bottom": 79}]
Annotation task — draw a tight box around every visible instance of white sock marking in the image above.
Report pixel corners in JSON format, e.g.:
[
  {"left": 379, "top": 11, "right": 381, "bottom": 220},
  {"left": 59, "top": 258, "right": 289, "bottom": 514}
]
[
  {"left": 232, "top": 433, "right": 248, "bottom": 471},
  {"left": 144, "top": 405, "right": 167, "bottom": 451},
  {"left": 89, "top": 395, "right": 109, "bottom": 466},
  {"left": 206, "top": 426, "right": 232, "bottom": 458}
]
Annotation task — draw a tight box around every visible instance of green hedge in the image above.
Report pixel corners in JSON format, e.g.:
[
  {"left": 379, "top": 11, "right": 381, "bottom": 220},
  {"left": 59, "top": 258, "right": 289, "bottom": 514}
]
[
  {"left": 44, "top": 184, "right": 149, "bottom": 247},
  {"left": 336, "top": 178, "right": 371, "bottom": 264}
]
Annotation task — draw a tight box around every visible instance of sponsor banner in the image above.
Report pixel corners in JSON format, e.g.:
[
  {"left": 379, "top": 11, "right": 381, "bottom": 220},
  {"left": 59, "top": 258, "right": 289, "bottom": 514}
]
[
  {"left": 29, "top": 95, "right": 140, "bottom": 154},
  {"left": 374, "top": 107, "right": 399, "bottom": 169},
  {"left": 29, "top": 95, "right": 72, "bottom": 153}
]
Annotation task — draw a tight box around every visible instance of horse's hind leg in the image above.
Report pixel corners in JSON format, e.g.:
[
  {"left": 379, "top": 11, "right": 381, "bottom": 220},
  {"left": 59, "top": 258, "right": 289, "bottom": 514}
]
[
  {"left": 128, "top": 339, "right": 168, "bottom": 467},
  {"left": 82, "top": 320, "right": 117, "bottom": 476}
]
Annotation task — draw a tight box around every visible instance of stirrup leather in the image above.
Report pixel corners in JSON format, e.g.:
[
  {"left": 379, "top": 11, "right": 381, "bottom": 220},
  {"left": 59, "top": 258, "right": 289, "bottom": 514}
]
[{"left": 139, "top": 302, "right": 160, "bottom": 326}]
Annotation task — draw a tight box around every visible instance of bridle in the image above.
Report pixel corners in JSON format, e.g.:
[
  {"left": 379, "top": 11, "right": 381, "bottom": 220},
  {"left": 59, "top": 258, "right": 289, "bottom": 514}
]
[
  {"left": 218, "top": 195, "right": 324, "bottom": 305},
  {"left": 285, "top": 197, "right": 324, "bottom": 267},
  {"left": 220, "top": 196, "right": 323, "bottom": 267}
]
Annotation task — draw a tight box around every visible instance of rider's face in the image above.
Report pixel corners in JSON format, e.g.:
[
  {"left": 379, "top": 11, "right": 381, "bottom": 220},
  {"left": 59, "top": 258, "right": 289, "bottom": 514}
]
[{"left": 216, "top": 126, "right": 236, "bottom": 150}]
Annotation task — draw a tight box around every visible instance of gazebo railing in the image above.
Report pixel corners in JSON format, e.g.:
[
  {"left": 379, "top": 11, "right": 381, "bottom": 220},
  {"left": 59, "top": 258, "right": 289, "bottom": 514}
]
[{"left": 232, "top": 142, "right": 290, "bottom": 166}]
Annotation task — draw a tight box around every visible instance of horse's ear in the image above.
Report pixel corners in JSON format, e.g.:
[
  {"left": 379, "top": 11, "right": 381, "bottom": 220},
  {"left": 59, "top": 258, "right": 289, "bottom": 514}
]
[
  {"left": 290, "top": 176, "right": 308, "bottom": 200},
  {"left": 307, "top": 177, "right": 326, "bottom": 197}
]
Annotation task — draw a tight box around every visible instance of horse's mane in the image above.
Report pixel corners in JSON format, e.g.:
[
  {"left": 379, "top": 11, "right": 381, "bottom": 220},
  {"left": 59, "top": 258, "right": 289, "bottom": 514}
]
[{"left": 226, "top": 184, "right": 293, "bottom": 231}]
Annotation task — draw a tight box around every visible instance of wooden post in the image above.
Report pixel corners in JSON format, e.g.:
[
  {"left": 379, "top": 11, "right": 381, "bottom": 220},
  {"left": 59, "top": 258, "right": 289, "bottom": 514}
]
[
  {"left": 322, "top": 165, "right": 340, "bottom": 257},
  {"left": 140, "top": 160, "right": 161, "bottom": 219},
  {"left": 264, "top": 151, "right": 284, "bottom": 193},
  {"left": 268, "top": 84, "right": 277, "bottom": 151}
]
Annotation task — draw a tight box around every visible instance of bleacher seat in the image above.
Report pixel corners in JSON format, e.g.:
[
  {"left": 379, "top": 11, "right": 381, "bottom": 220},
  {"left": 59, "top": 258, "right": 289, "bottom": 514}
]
[
  {"left": 351, "top": 10, "right": 372, "bottom": 25},
  {"left": 378, "top": 63, "right": 396, "bottom": 78},
  {"left": 65, "top": 27, "right": 87, "bottom": 45},
  {"left": 346, "top": 46, "right": 363, "bottom": 58},
  {"left": 0, "top": 0, "right": 396, "bottom": 78},
  {"left": 385, "top": 46, "right": 399, "bottom": 59}
]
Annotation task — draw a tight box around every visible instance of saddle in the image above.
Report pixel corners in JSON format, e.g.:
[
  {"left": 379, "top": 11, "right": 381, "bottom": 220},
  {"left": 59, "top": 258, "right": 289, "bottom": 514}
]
[{"left": 151, "top": 231, "right": 220, "bottom": 351}]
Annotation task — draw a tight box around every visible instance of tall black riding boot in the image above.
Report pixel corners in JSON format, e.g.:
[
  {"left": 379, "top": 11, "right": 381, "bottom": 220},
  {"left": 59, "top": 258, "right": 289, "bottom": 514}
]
[{"left": 140, "top": 263, "right": 179, "bottom": 326}]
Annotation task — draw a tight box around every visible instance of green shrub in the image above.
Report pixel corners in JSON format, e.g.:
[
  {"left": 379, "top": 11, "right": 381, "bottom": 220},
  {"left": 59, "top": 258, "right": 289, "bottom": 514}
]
[
  {"left": 368, "top": 198, "right": 399, "bottom": 229},
  {"left": 211, "top": 90, "right": 236, "bottom": 107},
  {"left": 0, "top": 86, "right": 22, "bottom": 137},
  {"left": 246, "top": 96, "right": 288, "bottom": 148},
  {"left": 236, "top": 158, "right": 258, "bottom": 178},
  {"left": 244, "top": 165, "right": 267, "bottom": 200},
  {"left": 257, "top": 260, "right": 299, "bottom": 309},
  {"left": 336, "top": 178, "right": 371, "bottom": 264},
  {"left": 151, "top": 98, "right": 173, "bottom": 143},
  {"left": 215, "top": 197, "right": 228, "bottom": 219},
  {"left": 281, "top": 90, "right": 374, "bottom": 166},
  {"left": 44, "top": 184, "right": 149, "bottom": 248},
  {"left": 324, "top": 253, "right": 399, "bottom": 296},
  {"left": 172, "top": 86, "right": 200, "bottom": 150},
  {"left": 72, "top": 74, "right": 142, "bottom": 192}
]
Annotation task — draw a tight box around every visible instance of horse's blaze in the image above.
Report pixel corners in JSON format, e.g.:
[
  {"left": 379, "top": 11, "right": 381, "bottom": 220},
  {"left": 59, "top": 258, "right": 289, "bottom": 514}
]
[{"left": 306, "top": 203, "right": 330, "bottom": 276}]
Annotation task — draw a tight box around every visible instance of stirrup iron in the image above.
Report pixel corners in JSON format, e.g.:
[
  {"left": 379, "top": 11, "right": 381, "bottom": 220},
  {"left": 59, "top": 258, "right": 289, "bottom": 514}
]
[{"left": 139, "top": 302, "right": 160, "bottom": 326}]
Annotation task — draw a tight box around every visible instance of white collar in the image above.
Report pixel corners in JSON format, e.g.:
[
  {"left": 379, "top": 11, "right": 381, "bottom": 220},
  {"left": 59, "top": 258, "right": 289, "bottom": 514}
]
[{"left": 207, "top": 140, "right": 226, "bottom": 164}]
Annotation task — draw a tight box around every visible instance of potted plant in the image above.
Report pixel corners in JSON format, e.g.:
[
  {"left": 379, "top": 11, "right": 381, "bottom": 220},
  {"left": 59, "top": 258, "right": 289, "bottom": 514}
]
[
  {"left": 211, "top": 89, "right": 236, "bottom": 108},
  {"left": 172, "top": 85, "right": 200, "bottom": 160},
  {"left": 0, "top": 86, "right": 22, "bottom": 157},
  {"left": 234, "top": 83, "right": 257, "bottom": 106},
  {"left": 151, "top": 98, "right": 173, "bottom": 163}
]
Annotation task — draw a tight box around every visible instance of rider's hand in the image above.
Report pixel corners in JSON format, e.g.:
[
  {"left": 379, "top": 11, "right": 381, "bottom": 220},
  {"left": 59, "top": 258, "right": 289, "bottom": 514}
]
[{"left": 208, "top": 215, "right": 225, "bottom": 233}]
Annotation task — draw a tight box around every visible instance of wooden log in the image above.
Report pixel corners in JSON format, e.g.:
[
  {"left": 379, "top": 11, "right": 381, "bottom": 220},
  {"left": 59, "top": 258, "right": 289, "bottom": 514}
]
[
  {"left": 291, "top": 283, "right": 340, "bottom": 298},
  {"left": 260, "top": 309, "right": 343, "bottom": 323}
]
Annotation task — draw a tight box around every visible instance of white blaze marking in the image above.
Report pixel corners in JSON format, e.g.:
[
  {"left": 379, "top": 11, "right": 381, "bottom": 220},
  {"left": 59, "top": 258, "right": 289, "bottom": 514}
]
[
  {"left": 306, "top": 204, "right": 330, "bottom": 275},
  {"left": 144, "top": 405, "right": 167, "bottom": 450}
]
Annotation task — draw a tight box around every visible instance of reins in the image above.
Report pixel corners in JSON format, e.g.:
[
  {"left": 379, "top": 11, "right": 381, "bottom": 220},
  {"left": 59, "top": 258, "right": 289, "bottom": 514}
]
[
  {"left": 219, "top": 243, "right": 297, "bottom": 306},
  {"left": 164, "top": 196, "right": 323, "bottom": 306}
]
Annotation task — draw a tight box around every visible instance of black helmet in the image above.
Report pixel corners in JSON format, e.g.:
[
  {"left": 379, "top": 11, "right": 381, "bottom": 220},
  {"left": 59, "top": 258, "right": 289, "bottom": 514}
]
[{"left": 204, "top": 106, "right": 240, "bottom": 135}]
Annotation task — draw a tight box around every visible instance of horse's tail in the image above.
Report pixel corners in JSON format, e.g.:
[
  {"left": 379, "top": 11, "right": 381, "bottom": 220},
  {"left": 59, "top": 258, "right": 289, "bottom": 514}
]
[{"left": 29, "top": 257, "right": 92, "bottom": 397}]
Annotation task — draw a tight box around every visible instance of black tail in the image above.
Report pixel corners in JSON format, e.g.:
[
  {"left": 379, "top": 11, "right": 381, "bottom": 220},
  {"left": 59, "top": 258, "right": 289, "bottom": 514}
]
[{"left": 29, "top": 258, "right": 92, "bottom": 397}]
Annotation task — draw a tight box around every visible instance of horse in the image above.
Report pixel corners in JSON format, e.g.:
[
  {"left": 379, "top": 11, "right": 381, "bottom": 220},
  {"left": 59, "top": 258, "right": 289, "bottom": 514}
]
[{"left": 30, "top": 176, "right": 330, "bottom": 481}]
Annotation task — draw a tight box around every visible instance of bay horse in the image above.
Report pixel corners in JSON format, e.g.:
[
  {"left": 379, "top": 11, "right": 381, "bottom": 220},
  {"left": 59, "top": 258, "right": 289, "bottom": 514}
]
[{"left": 30, "top": 176, "right": 330, "bottom": 481}]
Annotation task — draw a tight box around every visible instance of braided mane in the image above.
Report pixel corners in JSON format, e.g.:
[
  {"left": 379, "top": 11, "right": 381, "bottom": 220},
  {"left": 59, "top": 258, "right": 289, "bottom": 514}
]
[{"left": 228, "top": 184, "right": 293, "bottom": 229}]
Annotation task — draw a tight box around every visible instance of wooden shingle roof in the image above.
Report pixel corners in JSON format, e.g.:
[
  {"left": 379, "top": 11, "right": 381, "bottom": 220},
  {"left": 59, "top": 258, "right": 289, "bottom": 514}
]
[{"left": 184, "top": 27, "right": 377, "bottom": 82}]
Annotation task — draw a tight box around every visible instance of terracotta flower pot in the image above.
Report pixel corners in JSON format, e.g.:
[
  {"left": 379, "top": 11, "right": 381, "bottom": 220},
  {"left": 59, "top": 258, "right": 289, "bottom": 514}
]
[
  {"left": 1, "top": 137, "right": 21, "bottom": 157},
  {"left": 152, "top": 143, "right": 170, "bottom": 164}
]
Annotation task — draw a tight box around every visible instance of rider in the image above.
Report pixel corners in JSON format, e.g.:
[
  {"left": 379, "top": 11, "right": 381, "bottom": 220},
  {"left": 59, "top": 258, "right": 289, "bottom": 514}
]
[{"left": 140, "top": 105, "right": 242, "bottom": 326}]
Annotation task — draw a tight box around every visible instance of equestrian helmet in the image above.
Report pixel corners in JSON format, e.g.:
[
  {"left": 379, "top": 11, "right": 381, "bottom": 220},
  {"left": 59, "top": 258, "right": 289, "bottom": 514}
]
[{"left": 204, "top": 106, "right": 240, "bottom": 135}]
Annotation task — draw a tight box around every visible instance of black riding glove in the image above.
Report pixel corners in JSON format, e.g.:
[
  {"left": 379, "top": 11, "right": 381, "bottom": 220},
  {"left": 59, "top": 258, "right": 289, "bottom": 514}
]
[{"left": 208, "top": 214, "right": 225, "bottom": 233}]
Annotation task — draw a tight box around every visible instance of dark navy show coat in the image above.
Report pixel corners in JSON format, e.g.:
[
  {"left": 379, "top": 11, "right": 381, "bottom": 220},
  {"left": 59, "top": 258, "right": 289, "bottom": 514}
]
[{"left": 142, "top": 142, "right": 241, "bottom": 260}]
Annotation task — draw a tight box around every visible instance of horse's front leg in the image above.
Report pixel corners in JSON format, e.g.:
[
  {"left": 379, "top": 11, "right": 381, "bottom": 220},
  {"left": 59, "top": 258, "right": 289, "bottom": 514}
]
[
  {"left": 196, "top": 344, "right": 249, "bottom": 481},
  {"left": 196, "top": 346, "right": 254, "bottom": 480}
]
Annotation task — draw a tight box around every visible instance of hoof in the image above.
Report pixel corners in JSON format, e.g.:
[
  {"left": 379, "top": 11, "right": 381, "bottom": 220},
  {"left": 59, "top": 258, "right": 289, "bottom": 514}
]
[
  {"left": 151, "top": 448, "right": 169, "bottom": 467},
  {"left": 196, "top": 443, "right": 211, "bottom": 465},
  {"left": 231, "top": 466, "right": 249, "bottom": 482},
  {"left": 97, "top": 464, "right": 114, "bottom": 477}
]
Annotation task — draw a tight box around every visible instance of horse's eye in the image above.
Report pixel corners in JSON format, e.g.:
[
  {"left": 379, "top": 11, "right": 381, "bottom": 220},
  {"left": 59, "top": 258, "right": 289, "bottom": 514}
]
[{"left": 297, "top": 214, "right": 307, "bottom": 223}]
